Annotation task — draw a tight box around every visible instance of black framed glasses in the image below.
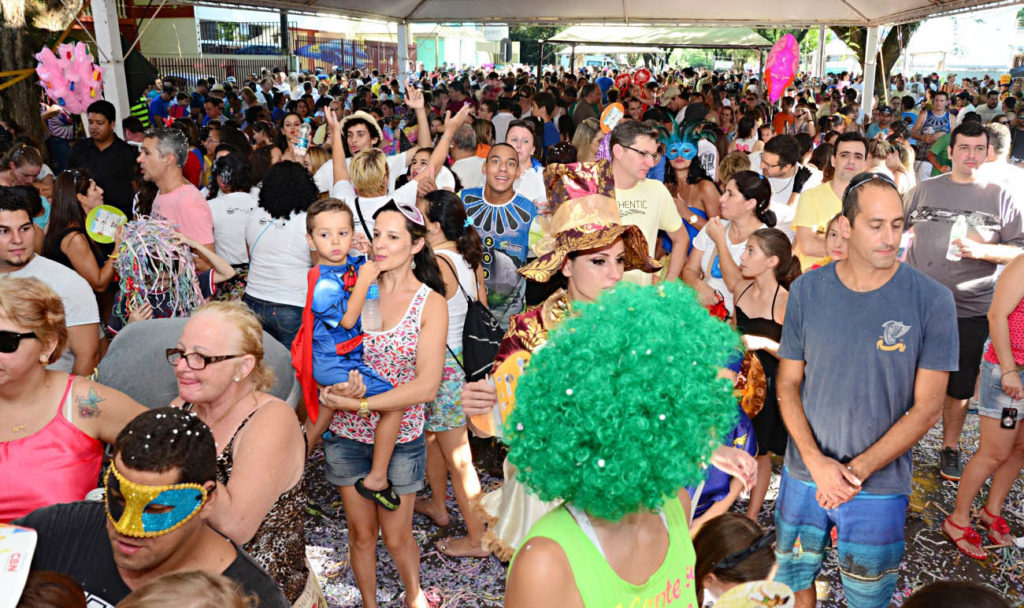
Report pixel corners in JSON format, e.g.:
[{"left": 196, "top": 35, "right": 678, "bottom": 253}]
[
  {"left": 623, "top": 145, "right": 662, "bottom": 163},
  {"left": 165, "top": 348, "right": 245, "bottom": 370},
  {"left": 0, "top": 330, "right": 37, "bottom": 353}
]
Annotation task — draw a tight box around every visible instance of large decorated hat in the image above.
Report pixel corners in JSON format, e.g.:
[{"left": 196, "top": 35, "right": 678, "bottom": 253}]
[{"left": 519, "top": 163, "right": 660, "bottom": 282}]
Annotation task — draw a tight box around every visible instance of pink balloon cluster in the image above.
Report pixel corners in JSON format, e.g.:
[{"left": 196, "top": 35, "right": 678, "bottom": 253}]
[
  {"left": 35, "top": 42, "right": 104, "bottom": 114},
  {"left": 763, "top": 34, "right": 799, "bottom": 104}
]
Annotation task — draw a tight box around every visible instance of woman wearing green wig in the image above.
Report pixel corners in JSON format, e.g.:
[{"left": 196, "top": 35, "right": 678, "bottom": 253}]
[{"left": 504, "top": 281, "right": 746, "bottom": 608}]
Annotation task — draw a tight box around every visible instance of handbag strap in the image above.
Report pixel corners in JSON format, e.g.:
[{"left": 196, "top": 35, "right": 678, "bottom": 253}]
[{"left": 353, "top": 197, "right": 373, "bottom": 241}]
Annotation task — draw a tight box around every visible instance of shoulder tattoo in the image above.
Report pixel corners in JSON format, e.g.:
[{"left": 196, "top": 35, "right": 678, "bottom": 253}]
[{"left": 77, "top": 387, "right": 104, "bottom": 419}]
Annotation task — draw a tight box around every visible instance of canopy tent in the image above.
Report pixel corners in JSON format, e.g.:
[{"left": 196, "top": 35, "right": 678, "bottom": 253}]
[
  {"left": 548, "top": 25, "right": 772, "bottom": 49},
  {"left": 92, "top": 0, "right": 1024, "bottom": 137},
  {"left": 556, "top": 45, "right": 667, "bottom": 55},
  {"left": 188, "top": 0, "right": 1023, "bottom": 27}
]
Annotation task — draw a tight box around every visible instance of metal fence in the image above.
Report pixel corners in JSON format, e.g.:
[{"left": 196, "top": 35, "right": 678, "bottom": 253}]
[{"left": 149, "top": 56, "right": 288, "bottom": 86}]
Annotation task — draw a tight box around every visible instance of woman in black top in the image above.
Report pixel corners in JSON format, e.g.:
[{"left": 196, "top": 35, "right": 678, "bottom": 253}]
[
  {"left": 43, "top": 169, "right": 121, "bottom": 289},
  {"left": 731, "top": 227, "right": 800, "bottom": 520}
]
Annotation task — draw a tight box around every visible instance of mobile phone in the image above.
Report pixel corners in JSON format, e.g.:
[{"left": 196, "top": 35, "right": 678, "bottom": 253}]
[{"left": 1001, "top": 407, "right": 1018, "bottom": 430}]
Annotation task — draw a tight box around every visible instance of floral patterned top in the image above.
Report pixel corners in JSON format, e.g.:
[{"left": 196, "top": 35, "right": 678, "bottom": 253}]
[{"left": 330, "top": 283, "right": 430, "bottom": 443}]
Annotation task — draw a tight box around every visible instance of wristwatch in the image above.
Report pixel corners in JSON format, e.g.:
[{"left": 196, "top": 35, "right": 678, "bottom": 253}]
[{"left": 357, "top": 398, "right": 371, "bottom": 419}]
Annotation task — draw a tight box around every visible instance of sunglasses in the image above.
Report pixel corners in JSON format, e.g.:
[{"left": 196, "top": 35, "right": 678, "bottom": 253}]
[
  {"left": 396, "top": 202, "right": 425, "bottom": 226},
  {"left": 0, "top": 330, "right": 37, "bottom": 353},
  {"left": 842, "top": 172, "right": 898, "bottom": 205}
]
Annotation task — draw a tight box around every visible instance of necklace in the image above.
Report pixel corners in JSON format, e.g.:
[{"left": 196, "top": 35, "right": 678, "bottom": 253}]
[
  {"left": 201, "top": 389, "right": 257, "bottom": 430},
  {"left": 10, "top": 423, "right": 26, "bottom": 434}
]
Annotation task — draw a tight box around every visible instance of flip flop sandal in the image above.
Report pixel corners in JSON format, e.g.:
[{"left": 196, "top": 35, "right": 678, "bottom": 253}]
[
  {"left": 980, "top": 506, "right": 1013, "bottom": 547},
  {"left": 355, "top": 478, "right": 401, "bottom": 511},
  {"left": 943, "top": 516, "right": 987, "bottom": 560}
]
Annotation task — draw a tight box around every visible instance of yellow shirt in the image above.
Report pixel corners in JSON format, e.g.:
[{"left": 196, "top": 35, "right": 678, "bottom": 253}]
[
  {"left": 615, "top": 179, "right": 683, "bottom": 285},
  {"left": 792, "top": 182, "right": 842, "bottom": 270}
]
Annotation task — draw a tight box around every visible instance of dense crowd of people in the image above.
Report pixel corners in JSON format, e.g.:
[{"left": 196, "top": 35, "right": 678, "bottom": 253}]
[{"left": 2, "top": 58, "right": 1023, "bottom": 608}]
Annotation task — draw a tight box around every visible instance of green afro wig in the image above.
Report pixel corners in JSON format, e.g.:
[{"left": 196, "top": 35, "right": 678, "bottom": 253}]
[{"left": 505, "top": 281, "right": 740, "bottom": 522}]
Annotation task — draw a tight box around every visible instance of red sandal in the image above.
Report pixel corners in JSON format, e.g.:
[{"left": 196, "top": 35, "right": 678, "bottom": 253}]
[
  {"left": 942, "top": 516, "right": 987, "bottom": 560},
  {"left": 979, "top": 506, "right": 1013, "bottom": 547}
]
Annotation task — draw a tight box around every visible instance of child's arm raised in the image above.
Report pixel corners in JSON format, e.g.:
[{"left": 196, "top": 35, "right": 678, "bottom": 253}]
[
  {"left": 338, "top": 259, "right": 381, "bottom": 330},
  {"left": 173, "top": 231, "right": 236, "bottom": 283}
]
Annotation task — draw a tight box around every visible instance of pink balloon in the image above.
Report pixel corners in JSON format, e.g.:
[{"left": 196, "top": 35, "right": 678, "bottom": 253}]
[{"left": 763, "top": 34, "right": 799, "bottom": 104}]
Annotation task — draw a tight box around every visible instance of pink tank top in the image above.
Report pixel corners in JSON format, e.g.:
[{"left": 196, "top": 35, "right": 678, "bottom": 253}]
[
  {"left": 1, "top": 375, "right": 103, "bottom": 522},
  {"left": 985, "top": 297, "right": 1024, "bottom": 367}
]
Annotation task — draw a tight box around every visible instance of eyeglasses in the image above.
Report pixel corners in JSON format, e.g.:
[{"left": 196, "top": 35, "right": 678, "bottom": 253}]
[
  {"left": 998, "top": 120, "right": 1010, "bottom": 125},
  {"left": 166, "top": 348, "right": 246, "bottom": 370},
  {"left": 0, "top": 330, "right": 37, "bottom": 353},
  {"left": 623, "top": 145, "right": 662, "bottom": 163}
]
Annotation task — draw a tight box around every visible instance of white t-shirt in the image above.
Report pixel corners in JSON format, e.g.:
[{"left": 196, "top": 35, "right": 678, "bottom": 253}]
[
  {"left": 751, "top": 156, "right": 821, "bottom": 241},
  {"left": 312, "top": 154, "right": 455, "bottom": 195},
  {"left": 209, "top": 191, "right": 257, "bottom": 265},
  {"left": 8, "top": 255, "right": 99, "bottom": 372},
  {"left": 514, "top": 165, "right": 547, "bottom": 204},
  {"left": 692, "top": 221, "right": 764, "bottom": 317},
  {"left": 492, "top": 113, "right": 515, "bottom": 144},
  {"left": 451, "top": 155, "right": 485, "bottom": 190},
  {"left": 243, "top": 208, "right": 312, "bottom": 308},
  {"left": 329, "top": 179, "right": 418, "bottom": 241}
]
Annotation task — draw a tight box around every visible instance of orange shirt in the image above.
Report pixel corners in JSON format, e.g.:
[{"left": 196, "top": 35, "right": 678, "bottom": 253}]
[{"left": 773, "top": 111, "right": 795, "bottom": 135}]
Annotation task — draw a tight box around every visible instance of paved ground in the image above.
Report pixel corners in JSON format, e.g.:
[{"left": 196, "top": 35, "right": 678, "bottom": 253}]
[{"left": 303, "top": 416, "right": 1024, "bottom": 607}]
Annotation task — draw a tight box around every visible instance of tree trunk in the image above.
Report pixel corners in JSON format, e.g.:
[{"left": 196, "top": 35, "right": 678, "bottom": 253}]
[
  {"left": 0, "top": 0, "right": 86, "bottom": 157},
  {"left": 830, "top": 23, "right": 921, "bottom": 104},
  {"left": 0, "top": 0, "right": 48, "bottom": 149}
]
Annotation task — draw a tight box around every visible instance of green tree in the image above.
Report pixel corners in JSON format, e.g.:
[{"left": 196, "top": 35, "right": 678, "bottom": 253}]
[
  {"left": 510, "top": 25, "right": 564, "bottom": 67},
  {"left": 0, "top": 0, "right": 83, "bottom": 149},
  {"left": 830, "top": 23, "right": 921, "bottom": 100}
]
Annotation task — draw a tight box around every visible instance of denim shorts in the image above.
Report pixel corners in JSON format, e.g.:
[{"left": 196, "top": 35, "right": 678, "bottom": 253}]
[
  {"left": 979, "top": 358, "right": 1024, "bottom": 420},
  {"left": 322, "top": 431, "right": 425, "bottom": 495},
  {"left": 775, "top": 470, "right": 907, "bottom": 608}
]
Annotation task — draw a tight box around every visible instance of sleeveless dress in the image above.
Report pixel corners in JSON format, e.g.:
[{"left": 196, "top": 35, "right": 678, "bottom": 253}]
[
  {"left": 182, "top": 403, "right": 311, "bottom": 605},
  {"left": 2, "top": 375, "right": 102, "bottom": 522},
  {"left": 329, "top": 284, "right": 430, "bottom": 442},
  {"left": 513, "top": 498, "right": 699, "bottom": 608},
  {"left": 734, "top": 283, "right": 788, "bottom": 456}
]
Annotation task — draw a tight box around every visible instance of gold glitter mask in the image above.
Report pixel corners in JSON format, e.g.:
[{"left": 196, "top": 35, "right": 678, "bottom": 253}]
[{"left": 104, "top": 462, "right": 209, "bottom": 538}]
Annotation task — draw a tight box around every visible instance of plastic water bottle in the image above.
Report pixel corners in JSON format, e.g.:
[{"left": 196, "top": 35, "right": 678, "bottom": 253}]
[
  {"left": 946, "top": 215, "right": 968, "bottom": 262},
  {"left": 294, "top": 118, "right": 312, "bottom": 156},
  {"left": 362, "top": 282, "right": 381, "bottom": 332}
]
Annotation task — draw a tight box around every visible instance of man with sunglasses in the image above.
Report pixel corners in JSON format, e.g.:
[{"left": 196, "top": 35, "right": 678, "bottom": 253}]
[
  {"left": 14, "top": 408, "right": 287, "bottom": 608},
  {"left": 776, "top": 172, "right": 957, "bottom": 608},
  {"left": 609, "top": 120, "right": 688, "bottom": 285},
  {"left": 0, "top": 188, "right": 99, "bottom": 376},
  {"left": 905, "top": 120, "right": 1024, "bottom": 482}
]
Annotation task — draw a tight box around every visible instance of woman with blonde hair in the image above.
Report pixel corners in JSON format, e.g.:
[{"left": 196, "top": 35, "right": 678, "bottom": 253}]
[
  {"left": 303, "top": 146, "right": 331, "bottom": 186},
  {"left": 717, "top": 150, "right": 751, "bottom": 190},
  {"left": 570, "top": 117, "right": 603, "bottom": 162},
  {"left": 167, "top": 300, "right": 318, "bottom": 606},
  {"left": 0, "top": 277, "right": 144, "bottom": 522},
  {"left": 117, "top": 571, "right": 254, "bottom": 608}
]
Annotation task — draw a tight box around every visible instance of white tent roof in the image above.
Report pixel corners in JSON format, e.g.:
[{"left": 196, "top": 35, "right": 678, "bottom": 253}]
[
  {"left": 192, "top": 0, "right": 1024, "bottom": 26},
  {"left": 556, "top": 45, "right": 666, "bottom": 55},
  {"left": 548, "top": 25, "right": 772, "bottom": 49}
]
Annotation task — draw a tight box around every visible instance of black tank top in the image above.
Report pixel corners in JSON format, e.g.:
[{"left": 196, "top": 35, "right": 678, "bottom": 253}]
[
  {"left": 734, "top": 282, "right": 783, "bottom": 343},
  {"left": 48, "top": 227, "right": 103, "bottom": 271}
]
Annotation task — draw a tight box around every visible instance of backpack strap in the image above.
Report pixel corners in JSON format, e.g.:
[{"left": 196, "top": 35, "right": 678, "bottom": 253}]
[{"left": 353, "top": 197, "right": 373, "bottom": 241}]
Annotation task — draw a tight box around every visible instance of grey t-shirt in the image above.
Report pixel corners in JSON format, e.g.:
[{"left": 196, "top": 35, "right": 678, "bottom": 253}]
[
  {"left": 778, "top": 263, "right": 958, "bottom": 495},
  {"left": 904, "top": 173, "right": 1024, "bottom": 317}
]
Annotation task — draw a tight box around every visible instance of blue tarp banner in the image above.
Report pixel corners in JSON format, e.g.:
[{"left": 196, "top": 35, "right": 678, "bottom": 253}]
[{"left": 293, "top": 41, "right": 370, "bottom": 67}]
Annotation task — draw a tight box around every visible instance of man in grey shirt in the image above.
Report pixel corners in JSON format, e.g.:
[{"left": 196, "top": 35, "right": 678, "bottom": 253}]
[
  {"left": 904, "top": 119, "right": 1024, "bottom": 481},
  {"left": 776, "top": 172, "right": 957, "bottom": 608}
]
